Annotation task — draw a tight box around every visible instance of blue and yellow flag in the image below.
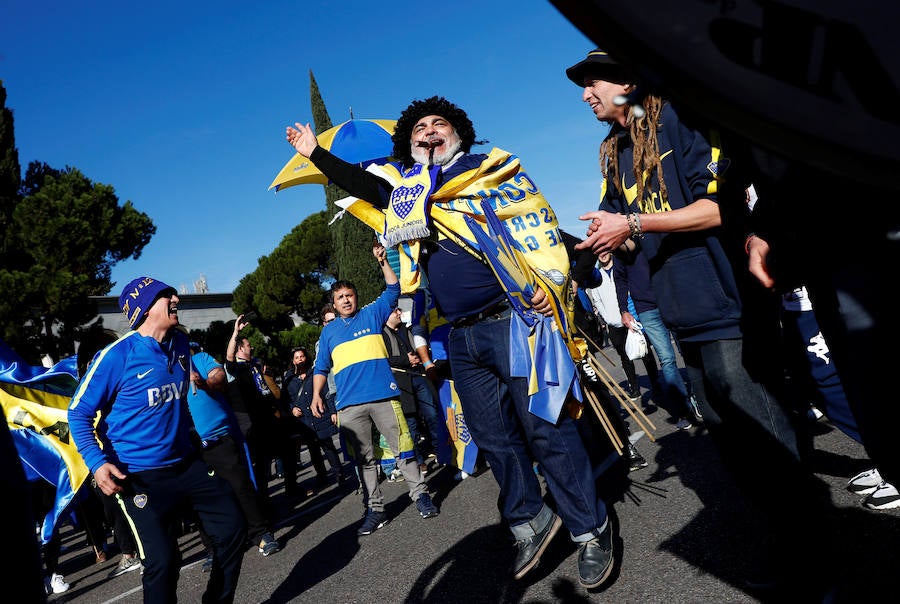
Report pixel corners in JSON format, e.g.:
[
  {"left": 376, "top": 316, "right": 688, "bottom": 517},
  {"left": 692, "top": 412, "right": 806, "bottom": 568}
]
[
  {"left": 465, "top": 203, "right": 581, "bottom": 423},
  {"left": 435, "top": 378, "right": 480, "bottom": 475},
  {"left": 0, "top": 341, "right": 89, "bottom": 544}
]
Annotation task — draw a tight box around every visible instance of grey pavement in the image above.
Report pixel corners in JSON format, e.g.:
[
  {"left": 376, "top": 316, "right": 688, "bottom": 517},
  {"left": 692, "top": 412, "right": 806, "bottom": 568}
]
[{"left": 50, "top": 349, "right": 900, "bottom": 603}]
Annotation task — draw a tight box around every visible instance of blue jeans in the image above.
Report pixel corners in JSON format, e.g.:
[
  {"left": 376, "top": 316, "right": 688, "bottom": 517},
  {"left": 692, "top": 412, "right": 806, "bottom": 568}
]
[
  {"left": 448, "top": 310, "right": 606, "bottom": 539},
  {"left": 681, "top": 337, "right": 832, "bottom": 575},
  {"left": 680, "top": 337, "right": 812, "bottom": 520},
  {"left": 638, "top": 308, "right": 689, "bottom": 417}
]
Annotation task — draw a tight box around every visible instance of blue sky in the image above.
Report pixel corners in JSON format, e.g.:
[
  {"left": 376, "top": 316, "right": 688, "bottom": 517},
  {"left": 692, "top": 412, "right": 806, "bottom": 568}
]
[{"left": 2, "top": 0, "right": 608, "bottom": 296}]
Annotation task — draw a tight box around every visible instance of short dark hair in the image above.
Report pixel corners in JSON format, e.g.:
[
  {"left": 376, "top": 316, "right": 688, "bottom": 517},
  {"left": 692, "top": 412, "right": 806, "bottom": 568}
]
[{"left": 330, "top": 280, "right": 357, "bottom": 303}]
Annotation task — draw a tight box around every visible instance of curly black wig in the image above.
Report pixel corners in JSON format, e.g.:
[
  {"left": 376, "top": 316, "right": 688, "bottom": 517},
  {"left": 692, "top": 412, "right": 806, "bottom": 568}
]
[{"left": 391, "top": 96, "right": 486, "bottom": 167}]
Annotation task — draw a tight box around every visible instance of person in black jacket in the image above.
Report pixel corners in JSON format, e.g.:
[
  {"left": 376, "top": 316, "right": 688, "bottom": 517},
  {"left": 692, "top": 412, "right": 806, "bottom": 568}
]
[
  {"left": 284, "top": 347, "right": 346, "bottom": 486},
  {"left": 381, "top": 305, "right": 441, "bottom": 475}
]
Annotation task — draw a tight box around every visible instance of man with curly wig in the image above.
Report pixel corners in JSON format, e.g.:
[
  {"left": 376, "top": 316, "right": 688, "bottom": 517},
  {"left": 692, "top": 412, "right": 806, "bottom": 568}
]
[
  {"left": 567, "top": 49, "right": 835, "bottom": 596},
  {"left": 286, "top": 96, "right": 616, "bottom": 589}
]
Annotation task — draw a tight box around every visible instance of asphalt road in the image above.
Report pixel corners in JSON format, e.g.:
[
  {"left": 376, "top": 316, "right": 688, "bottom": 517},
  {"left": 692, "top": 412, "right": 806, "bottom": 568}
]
[{"left": 49, "top": 352, "right": 900, "bottom": 603}]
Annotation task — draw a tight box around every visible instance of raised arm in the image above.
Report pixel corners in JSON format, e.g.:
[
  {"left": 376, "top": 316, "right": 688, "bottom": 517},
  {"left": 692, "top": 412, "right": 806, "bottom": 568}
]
[
  {"left": 374, "top": 241, "right": 398, "bottom": 286},
  {"left": 285, "top": 121, "right": 392, "bottom": 203}
]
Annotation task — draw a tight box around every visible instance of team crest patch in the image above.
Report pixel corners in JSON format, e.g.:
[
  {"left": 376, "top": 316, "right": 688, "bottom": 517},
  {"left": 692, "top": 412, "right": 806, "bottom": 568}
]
[
  {"left": 706, "top": 158, "right": 731, "bottom": 177},
  {"left": 455, "top": 414, "right": 472, "bottom": 445},
  {"left": 390, "top": 183, "right": 426, "bottom": 219},
  {"left": 133, "top": 494, "right": 148, "bottom": 509}
]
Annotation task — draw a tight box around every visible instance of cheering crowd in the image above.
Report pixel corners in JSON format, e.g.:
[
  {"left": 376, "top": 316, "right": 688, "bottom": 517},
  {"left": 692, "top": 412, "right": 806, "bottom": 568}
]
[{"left": 18, "top": 46, "right": 893, "bottom": 602}]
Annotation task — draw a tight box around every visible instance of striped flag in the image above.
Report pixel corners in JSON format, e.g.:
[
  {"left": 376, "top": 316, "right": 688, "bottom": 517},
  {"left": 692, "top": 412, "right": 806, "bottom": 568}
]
[
  {"left": 435, "top": 378, "right": 480, "bottom": 475},
  {"left": 0, "top": 340, "right": 89, "bottom": 544}
]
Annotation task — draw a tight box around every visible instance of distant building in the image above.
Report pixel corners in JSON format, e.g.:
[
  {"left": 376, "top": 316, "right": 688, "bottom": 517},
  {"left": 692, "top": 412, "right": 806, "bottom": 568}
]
[{"left": 89, "top": 292, "right": 236, "bottom": 336}]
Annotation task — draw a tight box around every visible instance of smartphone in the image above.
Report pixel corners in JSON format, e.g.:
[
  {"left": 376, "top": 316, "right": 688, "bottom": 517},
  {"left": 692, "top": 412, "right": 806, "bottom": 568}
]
[{"left": 243, "top": 311, "right": 258, "bottom": 323}]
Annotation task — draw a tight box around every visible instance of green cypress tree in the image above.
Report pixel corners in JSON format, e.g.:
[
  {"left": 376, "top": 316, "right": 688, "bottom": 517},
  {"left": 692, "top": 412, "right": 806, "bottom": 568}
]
[
  {"left": 309, "top": 70, "right": 382, "bottom": 306},
  {"left": 0, "top": 81, "right": 22, "bottom": 261}
]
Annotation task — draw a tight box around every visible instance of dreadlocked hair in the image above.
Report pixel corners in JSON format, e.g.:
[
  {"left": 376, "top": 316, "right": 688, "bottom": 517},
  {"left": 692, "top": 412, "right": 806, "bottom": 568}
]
[
  {"left": 391, "top": 96, "right": 486, "bottom": 167},
  {"left": 599, "top": 94, "right": 668, "bottom": 207}
]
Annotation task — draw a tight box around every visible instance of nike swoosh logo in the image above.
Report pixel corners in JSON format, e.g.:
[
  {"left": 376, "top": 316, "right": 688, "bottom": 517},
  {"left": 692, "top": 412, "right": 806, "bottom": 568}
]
[{"left": 137, "top": 369, "right": 154, "bottom": 379}]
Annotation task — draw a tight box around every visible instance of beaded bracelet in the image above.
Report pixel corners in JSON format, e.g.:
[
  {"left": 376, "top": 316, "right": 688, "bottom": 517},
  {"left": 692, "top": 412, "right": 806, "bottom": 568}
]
[{"left": 627, "top": 212, "right": 644, "bottom": 240}]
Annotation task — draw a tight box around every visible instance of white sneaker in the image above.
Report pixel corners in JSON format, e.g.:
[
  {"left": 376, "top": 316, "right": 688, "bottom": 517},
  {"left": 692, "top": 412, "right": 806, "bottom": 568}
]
[
  {"left": 49, "top": 573, "right": 70, "bottom": 594},
  {"left": 387, "top": 468, "right": 404, "bottom": 482},
  {"left": 847, "top": 468, "right": 883, "bottom": 495},
  {"left": 864, "top": 481, "right": 900, "bottom": 510}
]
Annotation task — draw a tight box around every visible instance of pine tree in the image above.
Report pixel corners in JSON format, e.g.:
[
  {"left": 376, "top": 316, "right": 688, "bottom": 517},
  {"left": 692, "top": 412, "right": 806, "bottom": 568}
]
[{"left": 0, "top": 83, "right": 156, "bottom": 362}]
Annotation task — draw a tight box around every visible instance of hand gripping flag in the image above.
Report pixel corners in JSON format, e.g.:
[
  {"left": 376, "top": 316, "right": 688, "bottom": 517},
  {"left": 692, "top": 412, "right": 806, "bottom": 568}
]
[{"left": 463, "top": 203, "right": 581, "bottom": 423}]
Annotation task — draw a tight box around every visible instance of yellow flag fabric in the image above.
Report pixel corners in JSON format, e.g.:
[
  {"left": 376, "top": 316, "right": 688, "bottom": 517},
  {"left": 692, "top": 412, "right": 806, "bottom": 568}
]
[
  {"left": 1, "top": 382, "right": 90, "bottom": 543},
  {"left": 369, "top": 399, "right": 415, "bottom": 463}
]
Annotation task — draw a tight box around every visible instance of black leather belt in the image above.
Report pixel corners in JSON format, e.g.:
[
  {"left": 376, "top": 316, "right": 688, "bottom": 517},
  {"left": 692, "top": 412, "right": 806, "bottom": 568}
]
[{"left": 452, "top": 300, "right": 510, "bottom": 328}]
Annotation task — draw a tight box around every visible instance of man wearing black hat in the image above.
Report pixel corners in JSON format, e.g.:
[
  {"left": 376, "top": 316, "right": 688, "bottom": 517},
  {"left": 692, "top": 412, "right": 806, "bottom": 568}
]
[
  {"left": 69, "top": 276, "right": 247, "bottom": 603},
  {"left": 285, "top": 97, "right": 616, "bottom": 589},
  {"left": 566, "top": 48, "right": 835, "bottom": 595}
]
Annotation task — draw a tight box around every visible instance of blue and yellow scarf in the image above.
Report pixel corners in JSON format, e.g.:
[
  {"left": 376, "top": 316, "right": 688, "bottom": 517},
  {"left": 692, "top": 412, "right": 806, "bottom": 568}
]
[{"left": 337, "top": 148, "right": 586, "bottom": 422}]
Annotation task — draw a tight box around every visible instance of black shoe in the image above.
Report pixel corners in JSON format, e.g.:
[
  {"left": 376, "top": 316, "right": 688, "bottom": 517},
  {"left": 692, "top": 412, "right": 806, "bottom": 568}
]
[
  {"left": 357, "top": 509, "right": 388, "bottom": 536},
  {"left": 578, "top": 523, "right": 615, "bottom": 589},
  {"left": 687, "top": 395, "right": 704, "bottom": 424},
  {"left": 512, "top": 514, "right": 562, "bottom": 579},
  {"left": 625, "top": 443, "right": 648, "bottom": 472},
  {"left": 416, "top": 493, "right": 440, "bottom": 519}
]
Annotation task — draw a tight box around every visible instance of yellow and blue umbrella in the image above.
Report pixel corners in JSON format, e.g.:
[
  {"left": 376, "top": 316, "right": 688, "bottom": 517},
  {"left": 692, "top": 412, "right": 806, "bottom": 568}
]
[{"left": 269, "top": 119, "right": 397, "bottom": 191}]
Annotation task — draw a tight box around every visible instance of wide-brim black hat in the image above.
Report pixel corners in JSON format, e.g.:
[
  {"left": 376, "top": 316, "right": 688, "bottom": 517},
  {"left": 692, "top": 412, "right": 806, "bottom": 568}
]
[{"left": 566, "top": 49, "right": 629, "bottom": 85}]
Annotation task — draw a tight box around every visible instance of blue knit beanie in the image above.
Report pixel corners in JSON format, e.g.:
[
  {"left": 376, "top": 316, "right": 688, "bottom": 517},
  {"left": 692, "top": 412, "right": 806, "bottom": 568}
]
[{"left": 119, "top": 276, "right": 176, "bottom": 329}]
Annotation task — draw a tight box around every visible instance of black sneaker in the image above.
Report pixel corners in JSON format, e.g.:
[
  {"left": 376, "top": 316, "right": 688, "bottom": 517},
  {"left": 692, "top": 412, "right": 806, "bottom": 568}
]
[
  {"left": 578, "top": 523, "right": 615, "bottom": 589},
  {"left": 512, "top": 514, "right": 562, "bottom": 580},
  {"left": 357, "top": 509, "right": 388, "bottom": 536},
  {"left": 687, "top": 395, "right": 704, "bottom": 424},
  {"left": 625, "top": 443, "right": 648, "bottom": 472},
  {"left": 416, "top": 493, "right": 439, "bottom": 519}
]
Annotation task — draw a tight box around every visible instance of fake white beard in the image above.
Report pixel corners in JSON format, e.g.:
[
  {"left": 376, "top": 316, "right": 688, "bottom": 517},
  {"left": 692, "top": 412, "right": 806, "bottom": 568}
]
[{"left": 411, "top": 135, "right": 462, "bottom": 166}]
